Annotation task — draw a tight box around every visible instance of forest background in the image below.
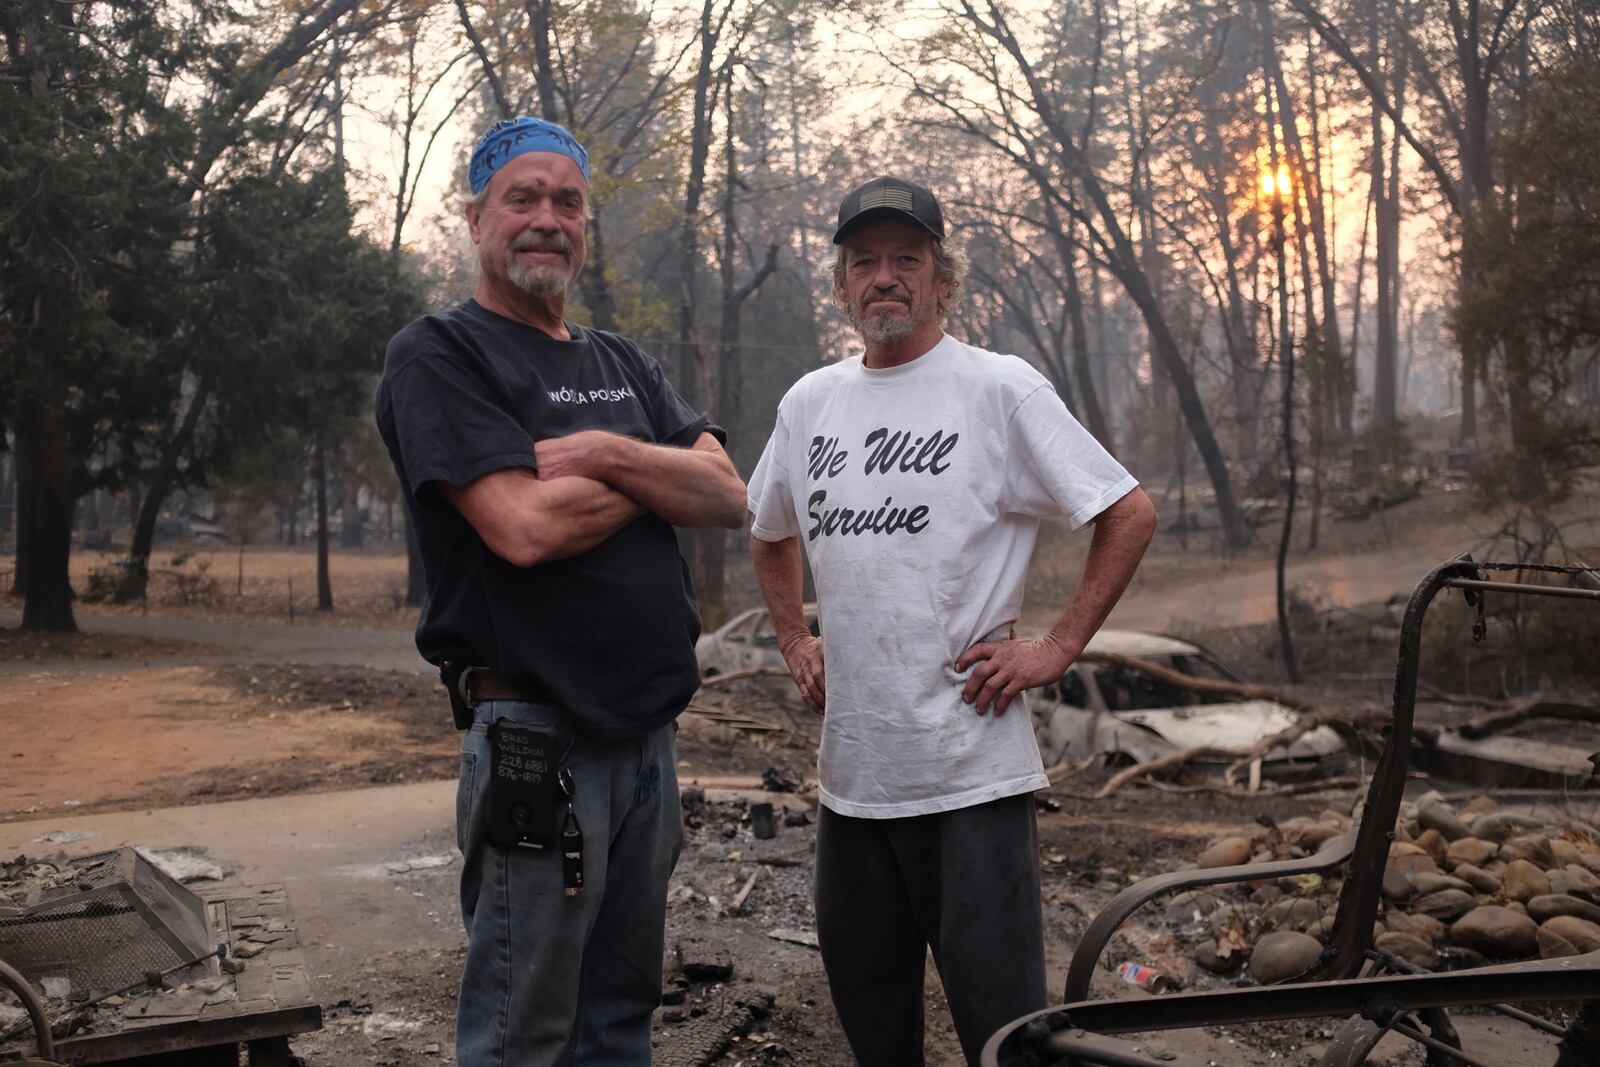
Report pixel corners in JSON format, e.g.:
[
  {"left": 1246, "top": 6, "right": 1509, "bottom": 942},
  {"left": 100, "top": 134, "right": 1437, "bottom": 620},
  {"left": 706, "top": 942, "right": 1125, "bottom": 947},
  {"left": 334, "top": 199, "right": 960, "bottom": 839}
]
[{"left": 4, "top": 0, "right": 1598, "bottom": 676}]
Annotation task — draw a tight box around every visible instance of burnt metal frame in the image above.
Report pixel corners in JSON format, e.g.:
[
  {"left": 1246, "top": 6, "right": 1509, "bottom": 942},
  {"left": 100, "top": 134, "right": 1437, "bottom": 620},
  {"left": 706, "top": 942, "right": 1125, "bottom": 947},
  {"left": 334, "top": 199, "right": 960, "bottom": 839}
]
[
  {"left": 0, "top": 849, "right": 214, "bottom": 998},
  {"left": 0, "top": 957, "right": 55, "bottom": 1061},
  {"left": 984, "top": 557, "right": 1600, "bottom": 1067}
]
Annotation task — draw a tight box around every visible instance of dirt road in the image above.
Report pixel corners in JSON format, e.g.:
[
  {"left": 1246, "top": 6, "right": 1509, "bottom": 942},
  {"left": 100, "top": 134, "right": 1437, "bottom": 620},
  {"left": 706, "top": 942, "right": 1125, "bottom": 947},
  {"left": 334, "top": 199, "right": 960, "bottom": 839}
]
[
  {"left": 1105, "top": 541, "right": 1480, "bottom": 633},
  {"left": 0, "top": 609, "right": 424, "bottom": 674},
  {"left": 0, "top": 535, "right": 1483, "bottom": 674}
]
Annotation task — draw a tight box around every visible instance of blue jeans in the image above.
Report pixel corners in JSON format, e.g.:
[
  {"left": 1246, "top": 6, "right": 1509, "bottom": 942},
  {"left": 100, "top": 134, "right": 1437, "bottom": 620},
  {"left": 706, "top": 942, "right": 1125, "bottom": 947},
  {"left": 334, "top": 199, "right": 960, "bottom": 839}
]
[{"left": 456, "top": 700, "right": 682, "bottom": 1066}]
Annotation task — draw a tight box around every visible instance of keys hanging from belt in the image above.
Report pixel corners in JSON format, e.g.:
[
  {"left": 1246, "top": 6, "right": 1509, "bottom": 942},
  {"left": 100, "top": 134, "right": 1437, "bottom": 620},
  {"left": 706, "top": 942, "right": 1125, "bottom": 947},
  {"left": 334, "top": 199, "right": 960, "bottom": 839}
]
[{"left": 558, "top": 767, "right": 584, "bottom": 896}]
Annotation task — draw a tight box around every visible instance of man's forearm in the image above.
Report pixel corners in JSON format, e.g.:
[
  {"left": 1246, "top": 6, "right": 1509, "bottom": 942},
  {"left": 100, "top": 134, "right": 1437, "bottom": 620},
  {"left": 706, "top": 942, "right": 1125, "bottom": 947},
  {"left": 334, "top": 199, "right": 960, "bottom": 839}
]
[
  {"left": 1045, "top": 488, "right": 1158, "bottom": 656},
  {"left": 604, "top": 437, "right": 746, "bottom": 528},
  {"left": 536, "top": 431, "right": 746, "bottom": 529},
  {"left": 750, "top": 535, "right": 809, "bottom": 643},
  {"left": 444, "top": 469, "right": 642, "bottom": 567},
  {"left": 531, "top": 477, "right": 645, "bottom": 562},
  {"left": 956, "top": 487, "right": 1156, "bottom": 715},
  {"left": 751, "top": 533, "right": 825, "bottom": 711}
]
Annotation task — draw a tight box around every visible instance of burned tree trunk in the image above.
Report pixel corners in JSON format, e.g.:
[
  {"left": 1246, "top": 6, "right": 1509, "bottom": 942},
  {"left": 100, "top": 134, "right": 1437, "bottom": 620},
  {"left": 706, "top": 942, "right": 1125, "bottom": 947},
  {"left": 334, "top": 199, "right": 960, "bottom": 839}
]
[
  {"left": 672, "top": 0, "right": 730, "bottom": 617},
  {"left": 12, "top": 440, "right": 29, "bottom": 597},
  {"left": 0, "top": 453, "right": 13, "bottom": 544},
  {"left": 314, "top": 437, "right": 333, "bottom": 611},
  {"left": 1264, "top": 70, "right": 1300, "bottom": 684},
  {"left": 17, "top": 397, "right": 77, "bottom": 632},
  {"left": 340, "top": 462, "right": 363, "bottom": 549},
  {"left": 1050, "top": 205, "right": 1113, "bottom": 451},
  {"left": 117, "top": 380, "right": 213, "bottom": 603}
]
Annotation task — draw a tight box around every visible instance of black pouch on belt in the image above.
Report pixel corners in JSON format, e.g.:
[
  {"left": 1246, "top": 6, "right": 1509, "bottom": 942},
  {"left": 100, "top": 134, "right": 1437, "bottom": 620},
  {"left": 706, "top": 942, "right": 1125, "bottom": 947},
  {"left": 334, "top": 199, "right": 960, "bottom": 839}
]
[
  {"left": 439, "top": 660, "right": 473, "bottom": 731},
  {"left": 486, "top": 720, "right": 560, "bottom": 851}
]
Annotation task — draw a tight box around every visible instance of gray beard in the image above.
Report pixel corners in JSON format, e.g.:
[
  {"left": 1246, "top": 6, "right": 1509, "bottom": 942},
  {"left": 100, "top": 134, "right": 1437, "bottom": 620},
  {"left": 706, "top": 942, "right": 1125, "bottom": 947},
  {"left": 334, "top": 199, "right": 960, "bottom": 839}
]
[
  {"left": 847, "top": 302, "right": 918, "bottom": 343},
  {"left": 507, "top": 256, "right": 574, "bottom": 298}
]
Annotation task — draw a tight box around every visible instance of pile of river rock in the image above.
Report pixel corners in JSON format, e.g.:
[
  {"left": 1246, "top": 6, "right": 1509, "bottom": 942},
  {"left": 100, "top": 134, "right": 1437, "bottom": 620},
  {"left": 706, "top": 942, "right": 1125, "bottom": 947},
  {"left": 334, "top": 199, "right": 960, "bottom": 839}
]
[{"left": 1164, "top": 792, "right": 1600, "bottom": 984}]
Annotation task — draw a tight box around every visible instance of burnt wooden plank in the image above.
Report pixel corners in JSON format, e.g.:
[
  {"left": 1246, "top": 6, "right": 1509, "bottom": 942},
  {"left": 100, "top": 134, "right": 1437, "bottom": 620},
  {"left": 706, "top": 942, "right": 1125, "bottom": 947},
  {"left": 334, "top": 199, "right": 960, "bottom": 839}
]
[
  {"left": 231, "top": 957, "right": 276, "bottom": 1003},
  {"left": 46, "top": 1002, "right": 323, "bottom": 1063}
]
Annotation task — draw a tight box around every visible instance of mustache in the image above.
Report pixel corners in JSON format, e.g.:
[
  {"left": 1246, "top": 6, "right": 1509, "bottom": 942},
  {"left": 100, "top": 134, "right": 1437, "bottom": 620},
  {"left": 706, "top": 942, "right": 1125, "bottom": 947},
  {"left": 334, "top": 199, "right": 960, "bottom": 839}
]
[
  {"left": 860, "top": 289, "right": 910, "bottom": 306},
  {"left": 509, "top": 231, "right": 573, "bottom": 256}
]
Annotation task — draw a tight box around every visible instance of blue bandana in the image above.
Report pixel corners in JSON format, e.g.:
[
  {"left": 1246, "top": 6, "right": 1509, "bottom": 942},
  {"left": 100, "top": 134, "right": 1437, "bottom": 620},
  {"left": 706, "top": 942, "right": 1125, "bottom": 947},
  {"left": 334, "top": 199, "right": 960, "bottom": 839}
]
[{"left": 469, "top": 117, "right": 591, "bottom": 195}]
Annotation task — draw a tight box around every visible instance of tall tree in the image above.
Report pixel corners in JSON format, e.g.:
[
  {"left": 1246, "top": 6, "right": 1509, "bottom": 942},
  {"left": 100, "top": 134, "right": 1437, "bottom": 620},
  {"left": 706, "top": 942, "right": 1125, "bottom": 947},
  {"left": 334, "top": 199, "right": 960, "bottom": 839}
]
[
  {"left": 897, "top": 0, "right": 1251, "bottom": 547},
  {"left": 1263, "top": 64, "right": 1302, "bottom": 682},
  {"left": 3, "top": 0, "right": 196, "bottom": 629},
  {"left": 374, "top": 7, "right": 474, "bottom": 606},
  {"left": 1293, "top": 0, "right": 1542, "bottom": 445},
  {"left": 1453, "top": 50, "right": 1600, "bottom": 508},
  {"left": 1, "top": 0, "right": 374, "bottom": 629},
  {"left": 674, "top": 0, "right": 733, "bottom": 411},
  {"left": 114, "top": 166, "right": 419, "bottom": 604}
]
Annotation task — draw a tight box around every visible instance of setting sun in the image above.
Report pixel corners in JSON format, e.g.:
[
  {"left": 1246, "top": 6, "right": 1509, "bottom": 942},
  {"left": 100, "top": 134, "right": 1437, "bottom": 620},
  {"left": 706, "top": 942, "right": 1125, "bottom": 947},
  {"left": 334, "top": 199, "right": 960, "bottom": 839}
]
[{"left": 1260, "top": 163, "right": 1294, "bottom": 199}]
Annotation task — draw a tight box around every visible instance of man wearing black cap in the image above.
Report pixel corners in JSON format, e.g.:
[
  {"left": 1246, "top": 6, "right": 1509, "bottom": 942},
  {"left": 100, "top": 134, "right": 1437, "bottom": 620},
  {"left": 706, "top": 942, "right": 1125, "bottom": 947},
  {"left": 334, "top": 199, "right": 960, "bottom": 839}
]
[
  {"left": 376, "top": 117, "right": 746, "bottom": 1066},
  {"left": 746, "top": 177, "right": 1157, "bottom": 1064}
]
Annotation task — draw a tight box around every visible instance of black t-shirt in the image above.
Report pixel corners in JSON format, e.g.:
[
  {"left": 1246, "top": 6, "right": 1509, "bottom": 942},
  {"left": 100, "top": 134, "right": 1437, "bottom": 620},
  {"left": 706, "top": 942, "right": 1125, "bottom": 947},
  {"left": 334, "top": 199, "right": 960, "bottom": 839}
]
[{"left": 375, "top": 299, "right": 717, "bottom": 739}]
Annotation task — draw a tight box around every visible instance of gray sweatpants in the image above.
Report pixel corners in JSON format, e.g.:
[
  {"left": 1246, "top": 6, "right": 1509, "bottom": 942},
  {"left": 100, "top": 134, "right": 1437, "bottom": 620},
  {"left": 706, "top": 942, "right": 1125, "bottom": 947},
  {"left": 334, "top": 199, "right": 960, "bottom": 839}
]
[
  {"left": 455, "top": 700, "right": 682, "bottom": 1067},
  {"left": 814, "top": 793, "right": 1048, "bottom": 1066}
]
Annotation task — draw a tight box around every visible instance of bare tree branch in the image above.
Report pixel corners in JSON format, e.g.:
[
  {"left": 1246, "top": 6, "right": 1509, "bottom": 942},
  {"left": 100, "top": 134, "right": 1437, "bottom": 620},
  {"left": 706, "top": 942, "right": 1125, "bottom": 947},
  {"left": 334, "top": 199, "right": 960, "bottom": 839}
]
[
  {"left": 1290, "top": 0, "right": 1464, "bottom": 216},
  {"left": 453, "top": 0, "right": 512, "bottom": 120}
]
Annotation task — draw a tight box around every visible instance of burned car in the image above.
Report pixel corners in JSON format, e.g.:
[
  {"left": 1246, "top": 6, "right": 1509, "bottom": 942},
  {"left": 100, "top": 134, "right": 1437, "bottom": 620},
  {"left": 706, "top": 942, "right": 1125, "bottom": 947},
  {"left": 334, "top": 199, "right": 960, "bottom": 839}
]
[
  {"left": 695, "top": 604, "right": 819, "bottom": 681},
  {"left": 697, "top": 612, "right": 1341, "bottom": 776},
  {"left": 1031, "top": 629, "right": 1345, "bottom": 775}
]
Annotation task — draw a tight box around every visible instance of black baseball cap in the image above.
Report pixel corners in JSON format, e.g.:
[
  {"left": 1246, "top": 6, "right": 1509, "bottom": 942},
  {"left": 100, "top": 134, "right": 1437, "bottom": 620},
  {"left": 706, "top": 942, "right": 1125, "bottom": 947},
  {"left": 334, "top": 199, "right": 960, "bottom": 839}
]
[{"left": 832, "top": 176, "right": 946, "bottom": 244}]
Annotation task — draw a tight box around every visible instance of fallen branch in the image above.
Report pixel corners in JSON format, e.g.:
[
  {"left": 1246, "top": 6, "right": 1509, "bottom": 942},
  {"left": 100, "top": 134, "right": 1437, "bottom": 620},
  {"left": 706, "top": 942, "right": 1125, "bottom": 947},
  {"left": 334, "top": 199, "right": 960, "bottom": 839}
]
[
  {"left": 1221, "top": 708, "right": 1389, "bottom": 783},
  {"left": 1320, "top": 674, "right": 1505, "bottom": 709},
  {"left": 1414, "top": 680, "right": 1505, "bottom": 708},
  {"left": 727, "top": 867, "right": 761, "bottom": 914},
  {"left": 1075, "top": 651, "right": 1320, "bottom": 714},
  {"left": 1095, "top": 745, "right": 1255, "bottom": 798},
  {"left": 697, "top": 666, "right": 794, "bottom": 689},
  {"left": 681, "top": 702, "right": 781, "bottom": 732},
  {"left": 705, "top": 653, "right": 1316, "bottom": 712},
  {"left": 1458, "top": 701, "right": 1600, "bottom": 740},
  {"left": 1045, "top": 752, "right": 1101, "bottom": 786},
  {"left": 1143, "top": 775, "right": 1366, "bottom": 799}
]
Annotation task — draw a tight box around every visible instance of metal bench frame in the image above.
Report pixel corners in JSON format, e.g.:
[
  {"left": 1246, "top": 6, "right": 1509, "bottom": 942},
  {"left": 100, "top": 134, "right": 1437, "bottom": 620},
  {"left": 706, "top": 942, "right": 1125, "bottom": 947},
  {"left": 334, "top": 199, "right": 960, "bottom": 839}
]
[{"left": 983, "top": 556, "right": 1600, "bottom": 1067}]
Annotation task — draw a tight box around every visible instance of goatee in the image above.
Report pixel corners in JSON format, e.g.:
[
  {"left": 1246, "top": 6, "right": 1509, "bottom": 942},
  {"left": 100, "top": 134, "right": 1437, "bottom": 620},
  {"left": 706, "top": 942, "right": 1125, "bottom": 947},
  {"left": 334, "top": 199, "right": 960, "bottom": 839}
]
[
  {"left": 846, "top": 299, "right": 917, "bottom": 343},
  {"left": 507, "top": 233, "right": 577, "bottom": 297}
]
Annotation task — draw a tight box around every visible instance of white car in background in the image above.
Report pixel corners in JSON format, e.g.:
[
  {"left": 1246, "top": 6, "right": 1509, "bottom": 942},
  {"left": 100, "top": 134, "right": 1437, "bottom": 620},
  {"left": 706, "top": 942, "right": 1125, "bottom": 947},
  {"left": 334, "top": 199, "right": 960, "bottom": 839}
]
[
  {"left": 696, "top": 611, "right": 1344, "bottom": 778},
  {"left": 695, "top": 604, "right": 819, "bottom": 682},
  {"left": 1031, "top": 629, "right": 1346, "bottom": 776}
]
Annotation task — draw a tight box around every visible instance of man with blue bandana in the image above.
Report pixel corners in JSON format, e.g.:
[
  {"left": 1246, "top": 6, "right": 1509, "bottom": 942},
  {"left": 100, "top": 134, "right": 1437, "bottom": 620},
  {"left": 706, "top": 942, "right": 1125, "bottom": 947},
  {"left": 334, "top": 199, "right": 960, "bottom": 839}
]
[{"left": 376, "top": 117, "right": 747, "bottom": 1066}]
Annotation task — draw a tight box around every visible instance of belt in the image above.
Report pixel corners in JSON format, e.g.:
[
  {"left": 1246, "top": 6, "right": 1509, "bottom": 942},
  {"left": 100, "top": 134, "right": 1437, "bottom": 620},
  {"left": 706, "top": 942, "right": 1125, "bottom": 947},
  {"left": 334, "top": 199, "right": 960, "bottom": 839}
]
[{"left": 462, "top": 667, "right": 539, "bottom": 704}]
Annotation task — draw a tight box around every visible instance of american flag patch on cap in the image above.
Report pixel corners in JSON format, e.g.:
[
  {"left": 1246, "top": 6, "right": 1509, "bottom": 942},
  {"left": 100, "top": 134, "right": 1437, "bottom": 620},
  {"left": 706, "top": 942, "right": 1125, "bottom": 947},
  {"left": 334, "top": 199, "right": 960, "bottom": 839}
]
[{"left": 858, "top": 187, "right": 915, "bottom": 213}]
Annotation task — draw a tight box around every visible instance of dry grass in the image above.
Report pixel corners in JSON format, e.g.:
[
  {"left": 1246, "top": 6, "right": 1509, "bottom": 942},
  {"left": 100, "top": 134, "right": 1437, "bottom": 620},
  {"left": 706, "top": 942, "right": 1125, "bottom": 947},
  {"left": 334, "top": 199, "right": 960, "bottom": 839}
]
[{"left": 60, "top": 545, "right": 419, "bottom": 629}]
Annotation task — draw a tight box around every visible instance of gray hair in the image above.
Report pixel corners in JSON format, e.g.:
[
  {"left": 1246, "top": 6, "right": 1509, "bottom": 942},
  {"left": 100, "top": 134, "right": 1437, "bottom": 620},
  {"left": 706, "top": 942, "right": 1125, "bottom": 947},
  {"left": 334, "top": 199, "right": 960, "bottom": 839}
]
[{"left": 829, "top": 235, "right": 969, "bottom": 323}]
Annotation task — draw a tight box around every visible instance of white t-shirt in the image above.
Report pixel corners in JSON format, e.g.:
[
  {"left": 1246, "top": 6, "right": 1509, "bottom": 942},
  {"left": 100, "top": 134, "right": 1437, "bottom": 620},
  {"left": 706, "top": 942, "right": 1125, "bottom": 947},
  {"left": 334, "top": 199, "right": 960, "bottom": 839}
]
[{"left": 747, "top": 334, "right": 1138, "bottom": 818}]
